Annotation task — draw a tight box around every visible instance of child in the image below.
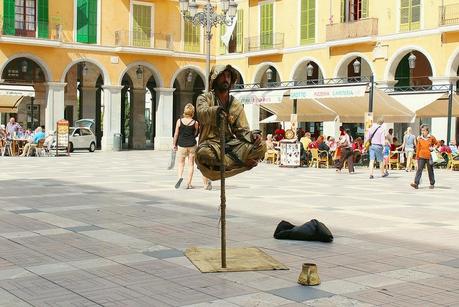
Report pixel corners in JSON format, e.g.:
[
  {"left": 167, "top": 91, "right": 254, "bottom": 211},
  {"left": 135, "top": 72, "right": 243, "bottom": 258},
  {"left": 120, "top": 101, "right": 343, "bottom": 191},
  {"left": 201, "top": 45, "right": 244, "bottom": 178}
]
[{"left": 383, "top": 140, "right": 390, "bottom": 175}]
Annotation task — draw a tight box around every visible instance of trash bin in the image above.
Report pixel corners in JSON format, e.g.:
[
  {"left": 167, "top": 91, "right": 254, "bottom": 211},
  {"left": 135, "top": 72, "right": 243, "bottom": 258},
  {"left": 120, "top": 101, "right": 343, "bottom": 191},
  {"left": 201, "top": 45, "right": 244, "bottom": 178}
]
[{"left": 113, "top": 133, "right": 122, "bottom": 151}]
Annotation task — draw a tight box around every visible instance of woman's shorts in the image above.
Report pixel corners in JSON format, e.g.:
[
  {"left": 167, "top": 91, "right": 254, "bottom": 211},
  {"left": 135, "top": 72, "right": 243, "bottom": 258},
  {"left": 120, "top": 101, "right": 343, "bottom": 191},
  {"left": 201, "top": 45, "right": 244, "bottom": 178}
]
[
  {"left": 405, "top": 149, "right": 414, "bottom": 158},
  {"left": 178, "top": 145, "right": 197, "bottom": 158},
  {"left": 369, "top": 144, "right": 384, "bottom": 162}
]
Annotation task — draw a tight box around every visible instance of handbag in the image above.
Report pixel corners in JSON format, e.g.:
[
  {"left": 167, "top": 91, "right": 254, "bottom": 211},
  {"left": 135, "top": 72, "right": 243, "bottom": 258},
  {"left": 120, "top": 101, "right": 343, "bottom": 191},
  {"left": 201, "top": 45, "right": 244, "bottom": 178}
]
[
  {"left": 430, "top": 150, "right": 444, "bottom": 164},
  {"left": 364, "top": 126, "right": 380, "bottom": 151}
]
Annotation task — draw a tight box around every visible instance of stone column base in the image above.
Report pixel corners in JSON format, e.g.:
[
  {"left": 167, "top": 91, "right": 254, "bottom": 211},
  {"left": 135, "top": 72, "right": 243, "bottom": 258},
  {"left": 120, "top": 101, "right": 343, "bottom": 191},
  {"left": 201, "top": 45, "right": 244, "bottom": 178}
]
[{"left": 154, "top": 137, "right": 173, "bottom": 151}]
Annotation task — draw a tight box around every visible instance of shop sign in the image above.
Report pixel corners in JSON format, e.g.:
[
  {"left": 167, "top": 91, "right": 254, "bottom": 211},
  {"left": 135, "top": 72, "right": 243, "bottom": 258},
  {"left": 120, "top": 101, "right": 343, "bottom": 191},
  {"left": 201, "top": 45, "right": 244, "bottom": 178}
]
[
  {"left": 290, "top": 85, "right": 367, "bottom": 100},
  {"left": 232, "top": 90, "right": 286, "bottom": 105}
]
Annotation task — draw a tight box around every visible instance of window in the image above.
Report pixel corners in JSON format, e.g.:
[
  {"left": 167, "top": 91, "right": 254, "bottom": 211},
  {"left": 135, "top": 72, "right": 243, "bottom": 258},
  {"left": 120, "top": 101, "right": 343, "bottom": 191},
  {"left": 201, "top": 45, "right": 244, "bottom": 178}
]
[
  {"left": 219, "top": 10, "right": 243, "bottom": 54},
  {"left": 77, "top": 0, "right": 98, "bottom": 44},
  {"left": 26, "top": 104, "right": 40, "bottom": 130},
  {"left": 2, "top": 0, "right": 48, "bottom": 37},
  {"left": 184, "top": 20, "right": 200, "bottom": 52},
  {"left": 132, "top": 3, "right": 152, "bottom": 47},
  {"left": 300, "top": 0, "right": 315, "bottom": 44},
  {"left": 400, "top": 0, "right": 421, "bottom": 31},
  {"left": 260, "top": 2, "right": 273, "bottom": 49},
  {"left": 340, "top": 0, "right": 368, "bottom": 22},
  {"left": 219, "top": 23, "right": 227, "bottom": 54}
]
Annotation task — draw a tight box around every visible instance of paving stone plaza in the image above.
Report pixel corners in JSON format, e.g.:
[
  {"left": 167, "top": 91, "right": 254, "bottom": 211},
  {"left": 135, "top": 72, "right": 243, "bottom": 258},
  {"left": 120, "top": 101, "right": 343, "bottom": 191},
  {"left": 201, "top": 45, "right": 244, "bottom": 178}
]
[{"left": 0, "top": 151, "right": 459, "bottom": 306}]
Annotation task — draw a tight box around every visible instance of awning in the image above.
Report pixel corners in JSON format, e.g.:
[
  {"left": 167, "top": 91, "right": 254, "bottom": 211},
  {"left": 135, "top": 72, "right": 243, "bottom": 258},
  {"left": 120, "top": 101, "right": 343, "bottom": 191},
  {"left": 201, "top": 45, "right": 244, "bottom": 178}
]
[
  {"left": 390, "top": 92, "right": 459, "bottom": 117},
  {"left": 231, "top": 89, "right": 287, "bottom": 104},
  {"left": 261, "top": 98, "right": 339, "bottom": 122},
  {"left": 259, "top": 114, "right": 282, "bottom": 124},
  {"left": 290, "top": 83, "right": 368, "bottom": 99},
  {"left": 0, "top": 84, "right": 35, "bottom": 113}
]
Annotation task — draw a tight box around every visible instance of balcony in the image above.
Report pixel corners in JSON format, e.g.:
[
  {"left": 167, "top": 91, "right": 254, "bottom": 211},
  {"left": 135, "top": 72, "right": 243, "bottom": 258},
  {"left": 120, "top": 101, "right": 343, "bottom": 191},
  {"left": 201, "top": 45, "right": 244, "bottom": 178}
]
[
  {"left": 440, "top": 4, "right": 459, "bottom": 26},
  {"left": 244, "top": 33, "right": 284, "bottom": 53},
  {"left": 114, "top": 31, "right": 174, "bottom": 50},
  {"left": 325, "top": 18, "right": 378, "bottom": 41},
  {"left": 0, "top": 18, "right": 64, "bottom": 41}
]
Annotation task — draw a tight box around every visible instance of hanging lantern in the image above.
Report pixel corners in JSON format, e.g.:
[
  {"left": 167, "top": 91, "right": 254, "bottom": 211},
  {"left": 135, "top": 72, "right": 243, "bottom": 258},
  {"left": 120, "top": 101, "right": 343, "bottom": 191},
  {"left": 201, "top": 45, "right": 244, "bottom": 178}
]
[
  {"left": 307, "top": 63, "right": 314, "bottom": 77},
  {"left": 187, "top": 70, "right": 193, "bottom": 83},
  {"left": 82, "top": 62, "right": 89, "bottom": 77},
  {"left": 408, "top": 52, "right": 417, "bottom": 69},
  {"left": 136, "top": 65, "right": 143, "bottom": 80},
  {"left": 266, "top": 68, "right": 273, "bottom": 81},
  {"left": 353, "top": 58, "right": 361, "bottom": 74}
]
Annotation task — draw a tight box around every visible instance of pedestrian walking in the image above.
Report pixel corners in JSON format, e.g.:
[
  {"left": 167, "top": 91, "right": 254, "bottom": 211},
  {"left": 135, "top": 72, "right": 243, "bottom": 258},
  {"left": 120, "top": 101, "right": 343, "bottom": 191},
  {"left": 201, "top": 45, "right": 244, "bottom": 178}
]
[
  {"left": 173, "top": 103, "right": 199, "bottom": 189},
  {"left": 397, "top": 127, "right": 417, "bottom": 172},
  {"left": 411, "top": 125, "right": 437, "bottom": 189},
  {"left": 335, "top": 127, "right": 354, "bottom": 173},
  {"left": 365, "top": 118, "right": 387, "bottom": 179}
]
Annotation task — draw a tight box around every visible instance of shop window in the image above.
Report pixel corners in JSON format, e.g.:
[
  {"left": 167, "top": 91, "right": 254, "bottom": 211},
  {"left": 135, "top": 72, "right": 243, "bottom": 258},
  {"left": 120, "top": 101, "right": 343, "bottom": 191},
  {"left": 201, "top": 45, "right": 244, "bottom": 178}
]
[
  {"left": 77, "top": 0, "right": 98, "bottom": 44},
  {"left": 184, "top": 20, "right": 200, "bottom": 52},
  {"left": 260, "top": 2, "right": 273, "bottom": 49},
  {"left": 340, "top": 0, "right": 368, "bottom": 22},
  {"left": 2, "top": 0, "right": 48, "bottom": 38},
  {"left": 400, "top": 0, "right": 420, "bottom": 31},
  {"left": 300, "top": 0, "right": 315, "bottom": 44}
]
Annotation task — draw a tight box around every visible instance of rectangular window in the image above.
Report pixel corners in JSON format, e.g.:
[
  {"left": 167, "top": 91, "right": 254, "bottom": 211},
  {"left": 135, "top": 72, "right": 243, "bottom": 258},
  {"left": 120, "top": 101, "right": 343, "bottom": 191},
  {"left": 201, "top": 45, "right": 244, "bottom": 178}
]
[
  {"left": 219, "top": 23, "right": 227, "bottom": 54},
  {"left": 184, "top": 20, "right": 200, "bottom": 52},
  {"left": 260, "top": 2, "right": 273, "bottom": 49},
  {"left": 400, "top": 0, "right": 420, "bottom": 31},
  {"left": 14, "top": 0, "right": 36, "bottom": 37},
  {"left": 341, "top": 0, "right": 369, "bottom": 22},
  {"left": 300, "top": 0, "right": 315, "bottom": 45},
  {"left": 236, "top": 9, "right": 243, "bottom": 53},
  {"left": 132, "top": 4, "right": 152, "bottom": 47},
  {"left": 77, "top": 0, "right": 97, "bottom": 44}
]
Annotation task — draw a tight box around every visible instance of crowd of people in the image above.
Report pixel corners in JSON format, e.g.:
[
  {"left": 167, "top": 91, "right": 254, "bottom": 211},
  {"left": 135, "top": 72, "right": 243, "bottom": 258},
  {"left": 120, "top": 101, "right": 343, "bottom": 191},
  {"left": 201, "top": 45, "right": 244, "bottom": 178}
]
[
  {"left": 0, "top": 117, "right": 53, "bottom": 157},
  {"left": 265, "top": 119, "right": 459, "bottom": 189}
]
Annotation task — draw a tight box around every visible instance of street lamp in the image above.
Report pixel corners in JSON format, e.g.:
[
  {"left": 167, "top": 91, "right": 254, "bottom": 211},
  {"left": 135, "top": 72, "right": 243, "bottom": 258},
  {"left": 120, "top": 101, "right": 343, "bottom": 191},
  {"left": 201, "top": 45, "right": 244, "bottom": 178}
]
[
  {"left": 266, "top": 68, "right": 273, "bottom": 82},
  {"left": 136, "top": 65, "right": 143, "bottom": 80},
  {"left": 353, "top": 58, "right": 361, "bottom": 75},
  {"left": 307, "top": 63, "right": 314, "bottom": 78},
  {"left": 408, "top": 52, "right": 416, "bottom": 87},
  {"left": 179, "top": 0, "right": 238, "bottom": 91}
]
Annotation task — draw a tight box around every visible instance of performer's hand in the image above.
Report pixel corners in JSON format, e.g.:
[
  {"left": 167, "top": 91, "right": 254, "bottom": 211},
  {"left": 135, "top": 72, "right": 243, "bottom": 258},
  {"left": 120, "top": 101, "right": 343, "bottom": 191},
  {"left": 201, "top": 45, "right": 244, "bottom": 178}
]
[
  {"left": 246, "top": 158, "right": 258, "bottom": 169},
  {"left": 217, "top": 107, "right": 227, "bottom": 118},
  {"left": 253, "top": 133, "right": 261, "bottom": 146}
]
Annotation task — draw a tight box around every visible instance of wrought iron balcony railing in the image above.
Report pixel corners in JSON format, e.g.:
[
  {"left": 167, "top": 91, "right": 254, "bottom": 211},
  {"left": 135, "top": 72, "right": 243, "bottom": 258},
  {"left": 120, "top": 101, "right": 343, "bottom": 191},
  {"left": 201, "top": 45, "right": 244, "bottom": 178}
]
[
  {"left": 244, "top": 33, "right": 284, "bottom": 53},
  {"left": 114, "top": 30, "right": 174, "bottom": 50},
  {"left": 1, "top": 18, "right": 63, "bottom": 41},
  {"left": 440, "top": 4, "right": 459, "bottom": 26}
]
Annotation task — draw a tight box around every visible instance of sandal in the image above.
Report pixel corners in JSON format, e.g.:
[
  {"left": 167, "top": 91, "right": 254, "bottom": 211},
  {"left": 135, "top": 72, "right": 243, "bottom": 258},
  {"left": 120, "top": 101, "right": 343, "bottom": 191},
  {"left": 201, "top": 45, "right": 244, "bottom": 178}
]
[{"left": 186, "top": 184, "right": 194, "bottom": 189}]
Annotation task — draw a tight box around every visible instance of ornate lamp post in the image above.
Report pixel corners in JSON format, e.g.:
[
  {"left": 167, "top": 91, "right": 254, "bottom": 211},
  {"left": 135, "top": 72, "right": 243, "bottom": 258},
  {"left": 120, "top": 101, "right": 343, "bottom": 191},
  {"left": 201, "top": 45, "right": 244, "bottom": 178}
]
[{"left": 179, "top": 0, "right": 238, "bottom": 91}]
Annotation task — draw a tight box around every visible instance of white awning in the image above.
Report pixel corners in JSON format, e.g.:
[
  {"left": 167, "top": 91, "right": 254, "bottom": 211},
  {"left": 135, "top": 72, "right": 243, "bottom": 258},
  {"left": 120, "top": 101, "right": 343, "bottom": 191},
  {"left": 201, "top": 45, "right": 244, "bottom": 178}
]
[
  {"left": 260, "top": 114, "right": 282, "bottom": 124},
  {"left": 231, "top": 89, "right": 287, "bottom": 105},
  {"left": 0, "top": 84, "right": 35, "bottom": 113},
  {"left": 390, "top": 92, "right": 459, "bottom": 117},
  {"left": 290, "top": 83, "right": 367, "bottom": 99},
  {"left": 261, "top": 98, "right": 338, "bottom": 122}
]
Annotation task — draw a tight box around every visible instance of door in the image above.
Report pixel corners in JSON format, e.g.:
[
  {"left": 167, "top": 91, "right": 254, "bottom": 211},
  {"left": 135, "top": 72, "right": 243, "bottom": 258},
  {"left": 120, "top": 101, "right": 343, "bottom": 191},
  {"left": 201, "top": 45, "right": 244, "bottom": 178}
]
[
  {"left": 72, "top": 128, "right": 81, "bottom": 148},
  {"left": 15, "top": 0, "right": 37, "bottom": 37},
  {"left": 80, "top": 128, "right": 93, "bottom": 148}
]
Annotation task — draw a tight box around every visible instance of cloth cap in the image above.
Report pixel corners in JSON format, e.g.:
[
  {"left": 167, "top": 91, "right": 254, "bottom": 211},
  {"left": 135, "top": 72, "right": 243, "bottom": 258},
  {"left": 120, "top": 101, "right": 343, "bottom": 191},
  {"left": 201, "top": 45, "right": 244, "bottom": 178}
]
[{"left": 209, "top": 64, "right": 239, "bottom": 90}]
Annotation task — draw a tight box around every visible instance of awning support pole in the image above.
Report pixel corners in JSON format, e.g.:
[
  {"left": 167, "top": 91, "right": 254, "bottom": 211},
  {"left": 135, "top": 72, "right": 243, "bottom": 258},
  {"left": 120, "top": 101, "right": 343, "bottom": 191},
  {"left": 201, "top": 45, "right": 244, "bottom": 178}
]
[
  {"left": 447, "top": 83, "right": 453, "bottom": 145},
  {"left": 31, "top": 97, "right": 34, "bottom": 130},
  {"left": 368, "top": 75, "right": 374, "bottom": 113},
  {"left": 293, "top": 99, "right": 297, "bottom": 114}
]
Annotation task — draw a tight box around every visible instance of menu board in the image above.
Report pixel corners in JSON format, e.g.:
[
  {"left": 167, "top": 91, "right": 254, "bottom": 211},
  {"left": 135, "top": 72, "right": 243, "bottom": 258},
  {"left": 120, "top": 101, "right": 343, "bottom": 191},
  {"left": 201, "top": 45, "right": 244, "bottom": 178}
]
[
  {"left": 280, "top": 140, "right": 301, "bottom": 167},
  {"left": 56, "top": 119, "right": 69, "bottom": 155}
]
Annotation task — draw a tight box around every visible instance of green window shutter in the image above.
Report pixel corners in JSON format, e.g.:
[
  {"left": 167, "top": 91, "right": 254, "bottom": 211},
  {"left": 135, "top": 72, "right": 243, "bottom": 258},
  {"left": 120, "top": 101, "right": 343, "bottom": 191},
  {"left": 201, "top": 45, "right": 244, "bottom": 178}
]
[
  {"left": 236, "top": 10, "right": 243, "bottom": 53},
  {"left": 395, "top": 54, "right": 410, "bottom": 89},
  {"left": 340, "top": 0, "right": 345, "bottom": 23},
  {"left": 37, "top": 0, "right": 49, "bottom": 38},
  {"left": 260, "top": 2, "right": 273, "bottom": 49},
  {"left": 2, "top": 0, "right": 15, "bottom": 35},
  {"left": 77, "top": 0, "right": 97, "bottom": 44},
  {"left": 184, "top": 21, "right": 200, "bottom": 52},
  {"left": 361, "top": 0, "right": 369, "bottom": 19},
  {"left": 301, "top": 0, "right": 315, "bottom": 45},
  {"left": 87, "top": 0, "right": 97, "bottom": 43},
  {"left": 133, "top": 4, "right": 151, "bottom": 47},
  {"left": 219, "top": 24, "right": 226, "bottom": 54},
  {"left": 400, "top": 0, "right": 410, "bottom": 31},
  {"left": 411, "top": 0, "right": 421, "bottom": 30}
]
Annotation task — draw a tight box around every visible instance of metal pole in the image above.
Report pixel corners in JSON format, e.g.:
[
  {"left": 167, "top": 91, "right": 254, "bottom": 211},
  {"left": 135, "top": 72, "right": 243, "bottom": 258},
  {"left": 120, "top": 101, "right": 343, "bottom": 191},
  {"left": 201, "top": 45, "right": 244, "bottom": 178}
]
[
  {"left": 30, "top": 97, "right": 34, "bottom": 130},
  {"left": 447, "top": 83, "right": 453, "bottom": 145},
  {"left": 369, "top": 75, "right": 374, "bottom": 112},
  {"left": 219, "top": 113, "right": 227, "bottom": 268},
  {"left": 205, "top": 1, "right": 212, "bottom": 92},
  {"left": 293, "top": 99, "right": 297, "bottom": 114}
]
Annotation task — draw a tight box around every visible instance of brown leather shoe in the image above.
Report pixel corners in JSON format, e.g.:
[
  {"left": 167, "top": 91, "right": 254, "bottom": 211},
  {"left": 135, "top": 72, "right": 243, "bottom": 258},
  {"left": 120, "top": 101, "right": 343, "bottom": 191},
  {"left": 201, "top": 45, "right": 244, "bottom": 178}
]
[{"left": 410, "top": 183, "right": 419, "bottom": 189}]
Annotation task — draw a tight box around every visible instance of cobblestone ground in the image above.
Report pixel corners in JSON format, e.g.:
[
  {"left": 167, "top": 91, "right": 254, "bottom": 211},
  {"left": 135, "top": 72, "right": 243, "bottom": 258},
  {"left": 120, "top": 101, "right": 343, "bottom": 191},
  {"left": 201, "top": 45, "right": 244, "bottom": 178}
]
[{"left": 0, "top": 151, "right": 459, "bottom": 306}]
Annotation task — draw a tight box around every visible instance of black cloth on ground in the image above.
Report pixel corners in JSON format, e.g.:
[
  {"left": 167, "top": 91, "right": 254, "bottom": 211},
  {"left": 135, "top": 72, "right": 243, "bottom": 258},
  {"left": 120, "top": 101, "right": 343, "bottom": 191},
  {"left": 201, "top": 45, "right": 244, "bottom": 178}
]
[{"left": 273, "top": 219, "right": 333, "bottom": 243}]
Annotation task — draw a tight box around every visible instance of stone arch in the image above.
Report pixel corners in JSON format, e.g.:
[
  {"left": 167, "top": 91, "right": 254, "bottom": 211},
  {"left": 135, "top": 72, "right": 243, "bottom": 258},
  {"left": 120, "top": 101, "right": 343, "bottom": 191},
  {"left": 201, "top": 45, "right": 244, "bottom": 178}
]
[
  {"left": 333, "top": 52, "right": 375, "bottom": 79},
  {"left": 445, "top": 46, "right": 459, "bottom": 77},
  {"left": 117, "top": 61, "right": 164, "bottom": 88},
  {"left": 252, "top": 62, "right": 282, "bottom": 84},
  {"left": 0, "top": 53, "right": 52, "bottom": 82},
  {"left": 290, "top": 57, "right": 326, "bottom": 81},
  {"left": 60, "top": 58, "right": 111, "bottom": 85},
  {"left": 384, "top": 45, "right": 437, "bottom": 81},
  {"left": 169, "top": 65, "right": 206, "bottom": 89}
]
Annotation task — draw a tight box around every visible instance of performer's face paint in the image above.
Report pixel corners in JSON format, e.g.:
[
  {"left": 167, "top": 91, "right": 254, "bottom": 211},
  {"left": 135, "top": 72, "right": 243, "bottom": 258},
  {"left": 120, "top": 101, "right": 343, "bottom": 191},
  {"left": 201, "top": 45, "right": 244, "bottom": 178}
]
[{"left": 214, "top": 70, "right": 232, "bottom": 92}]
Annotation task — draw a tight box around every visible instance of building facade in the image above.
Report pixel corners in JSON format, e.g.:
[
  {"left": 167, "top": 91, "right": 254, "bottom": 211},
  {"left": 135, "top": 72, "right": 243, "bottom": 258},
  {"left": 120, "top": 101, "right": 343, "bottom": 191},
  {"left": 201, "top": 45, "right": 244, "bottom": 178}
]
[{"left": 1, "top": 0, "right": 459, "bottom": 150}]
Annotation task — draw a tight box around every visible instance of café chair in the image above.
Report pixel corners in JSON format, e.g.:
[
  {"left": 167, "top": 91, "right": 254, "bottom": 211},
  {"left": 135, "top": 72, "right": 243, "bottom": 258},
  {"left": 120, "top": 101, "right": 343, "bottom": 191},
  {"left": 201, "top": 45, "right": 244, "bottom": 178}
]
[
  {"left": 388, "top": 151, "right": 400, "bottom": 170},
  {"left": 35, "top": 139, "right": 46, "bottom": 157},
  {"left": 309, "top": 148, "right": 329, "bottom": 168},
  {"left": 1, "top": 140, "right": 12, "bottom": 157},
  {"left": 265, "top": 149, "right": 278, "bottom": 164}
]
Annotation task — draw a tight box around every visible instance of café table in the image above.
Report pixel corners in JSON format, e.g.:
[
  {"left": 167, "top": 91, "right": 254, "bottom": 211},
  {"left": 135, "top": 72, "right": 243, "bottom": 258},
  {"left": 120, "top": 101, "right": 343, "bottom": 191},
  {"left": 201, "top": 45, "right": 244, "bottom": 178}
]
[{"left": 12, "top": 139, "right": 28, "bottom": 156}]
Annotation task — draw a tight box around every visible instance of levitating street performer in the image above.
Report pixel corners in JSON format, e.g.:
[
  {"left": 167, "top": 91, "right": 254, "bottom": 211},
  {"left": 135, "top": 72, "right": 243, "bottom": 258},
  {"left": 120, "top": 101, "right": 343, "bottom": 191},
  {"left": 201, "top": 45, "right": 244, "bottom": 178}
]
[{"left": 196, "top": 65, "right": 266, "bottom": 181}]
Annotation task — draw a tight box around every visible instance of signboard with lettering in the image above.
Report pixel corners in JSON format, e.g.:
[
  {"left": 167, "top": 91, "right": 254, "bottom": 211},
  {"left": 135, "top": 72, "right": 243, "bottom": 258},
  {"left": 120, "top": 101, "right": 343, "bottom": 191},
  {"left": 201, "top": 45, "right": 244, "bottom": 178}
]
[
  {"left": 232, "top": 90, "right": 286, "bottom": 105},
  {"left": 56, "top": 119, "right": 69, "bottom": 156},
  {"left": 364, "top": 112, "right": 373, "bottom": 136},
  {"left": 290, "top": 85, "right": 367, "bottom": 100}
]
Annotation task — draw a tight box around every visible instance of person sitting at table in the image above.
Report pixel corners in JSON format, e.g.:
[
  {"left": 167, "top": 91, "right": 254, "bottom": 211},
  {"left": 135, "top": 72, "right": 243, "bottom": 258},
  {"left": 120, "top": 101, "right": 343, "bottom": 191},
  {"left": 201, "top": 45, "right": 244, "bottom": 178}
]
[
  {"left": 6, "top": 117, "right": 21, "bottom": 138},
  {"left": 0, "top": 124, "right": 6, "bottom": 139},
  {"left": 449, "top": 141, "right": 459, "bottom": 160},
  {"left": 390, "top": 137, "right": 398, "bottom": 152},
  {"left": 352, "top": 137, "right": 364, "bottom": 163},
  {"left": 300, "top": 132, "right": 312, "bottom": 151},
  {"left": 20, "top": 127, "right": 46, "bottom": 157},
  {"left": 274, "top": 124, "right": 285, "bottom": 141}
]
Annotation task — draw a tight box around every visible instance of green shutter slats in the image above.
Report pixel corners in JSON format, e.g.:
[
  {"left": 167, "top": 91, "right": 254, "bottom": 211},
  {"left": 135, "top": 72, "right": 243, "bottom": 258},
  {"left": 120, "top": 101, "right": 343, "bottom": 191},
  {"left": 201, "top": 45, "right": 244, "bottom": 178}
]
[
  {"left": 184, "top": 21, "right": 200, "bottom": 52},
  {"left": 133, "top": 4, "right": 151, "bottom": 47},
  {"left": 37, "top": 0, "right": 49, "bottom": 38},
  {"left": 340, "top": 0, "right": 345, "bottom": 23},
  {"left": 77, "top": 0, "right": 97, "bottom": 44},
  {"left": 362, "top": 0, "right": 369, "bottom": 19},
  {"left": 400, "top": 0, "right": 420, "bottom": 32},
  {"left": 3, "top": 0, "right": 15, "bottom": 35},
  {"left": 260, "top": 2, "right": 273, "bottom": 49},
  {"left": 236, "top": 9, "right": 243, "bottom": 53},
  {"left": 301, "top": 0, "right": 315, "bottom": 45}
]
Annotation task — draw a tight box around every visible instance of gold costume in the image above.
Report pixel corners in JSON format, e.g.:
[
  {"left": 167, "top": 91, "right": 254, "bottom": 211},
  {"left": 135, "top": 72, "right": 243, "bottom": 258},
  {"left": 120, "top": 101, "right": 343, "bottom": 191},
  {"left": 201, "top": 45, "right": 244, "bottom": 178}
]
[{"left": 196, "top": 65, "right": 266, "bottom": 181}]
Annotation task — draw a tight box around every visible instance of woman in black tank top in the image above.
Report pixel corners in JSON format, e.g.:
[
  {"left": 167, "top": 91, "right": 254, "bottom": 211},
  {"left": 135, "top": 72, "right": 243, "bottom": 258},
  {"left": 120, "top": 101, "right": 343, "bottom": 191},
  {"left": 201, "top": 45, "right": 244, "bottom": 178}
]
[{"left": 173, "top": 103, "right": 199, "bottom": 189}]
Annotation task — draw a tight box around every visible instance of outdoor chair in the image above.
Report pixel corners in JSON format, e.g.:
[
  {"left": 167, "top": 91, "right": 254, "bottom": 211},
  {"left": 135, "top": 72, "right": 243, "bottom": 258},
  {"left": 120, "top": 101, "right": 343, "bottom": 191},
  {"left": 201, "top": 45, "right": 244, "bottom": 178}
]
[
  {"left": 264, "top": 149, "right": 278, "bottom": 164},
  {"left": 1, "top": 140, "right": 12, "bottom": 157},
  {"left": 450, "top": 154, "right": 459, "bottom": 171},
  {"left": 309, "top": 148, "right": 329, "bottom": 168},
  {"left": 35, "top": 139, "right": 46, "bottom": 157},
  {"left": 388, "top": 151, "right": 400, "bottom": 170}
]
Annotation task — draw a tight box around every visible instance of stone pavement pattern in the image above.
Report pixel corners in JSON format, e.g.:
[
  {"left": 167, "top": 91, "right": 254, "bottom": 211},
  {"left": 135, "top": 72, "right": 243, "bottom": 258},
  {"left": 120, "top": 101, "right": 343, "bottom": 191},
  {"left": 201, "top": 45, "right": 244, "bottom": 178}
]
[{"left": 0, "top": 151, "right": 459, "bottom": 306}]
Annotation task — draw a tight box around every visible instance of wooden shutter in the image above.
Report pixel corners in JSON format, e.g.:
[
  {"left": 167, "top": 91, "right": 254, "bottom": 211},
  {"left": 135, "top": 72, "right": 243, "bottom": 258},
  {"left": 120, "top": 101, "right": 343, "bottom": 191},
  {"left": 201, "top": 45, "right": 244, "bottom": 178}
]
[
  {"left": 184, "top": 21, "right": 200, "bottom": 52},
  {"left": 37, "top": 0, "right": 49, "bottom": 38},
  {"left": 236, "top": 10, "right": 243, "bottom": 53},
  {"left": 77, "top": 0, "right": 97, "bottom": 43},
  {"left": 411, "top": 0, "right": 421, "bottom": 30},
  {"left": 3, "top": 0, "right": 15, "bottom": 35},
  {"left": 87, "top": 0, "right": 97, "bottom": 43},
  {"left": 395, "top": 54, "right": 410, "bottom": 88},
  {"left": 260, "top": 2, "right": 273, "bottom": 49},
  {"left": 301, "top": 0, "right": 315, "bottom": 44},
  {"left": 361, "top": 0, "right": 369, "bottom": 18},
  {"left": 219, "top": 24, "right": 226, "bottom": 54},
  {"left": 340, "top": 0, "right": 345, "bottom": 23},
  {"left": 133, "top": 4, "right": 151, "bottom": 47}
]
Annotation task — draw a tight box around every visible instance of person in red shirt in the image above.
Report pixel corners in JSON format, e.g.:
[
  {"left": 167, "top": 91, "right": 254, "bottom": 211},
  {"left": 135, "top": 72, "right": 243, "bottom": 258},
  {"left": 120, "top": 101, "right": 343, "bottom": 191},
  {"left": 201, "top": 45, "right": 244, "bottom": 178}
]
[
  {"left": 274, "top": 124, "right": 285, "bottom": 142},
  {"left": 438, "top": 140, "right": 452, "bottom": 154}
]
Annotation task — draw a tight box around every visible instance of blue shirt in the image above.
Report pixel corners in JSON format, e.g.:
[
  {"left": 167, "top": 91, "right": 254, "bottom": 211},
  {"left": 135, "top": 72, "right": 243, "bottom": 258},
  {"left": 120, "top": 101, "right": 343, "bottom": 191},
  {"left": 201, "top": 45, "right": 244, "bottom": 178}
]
[{"left": 33, "top": 132, "right": 45, "bottom": 144}]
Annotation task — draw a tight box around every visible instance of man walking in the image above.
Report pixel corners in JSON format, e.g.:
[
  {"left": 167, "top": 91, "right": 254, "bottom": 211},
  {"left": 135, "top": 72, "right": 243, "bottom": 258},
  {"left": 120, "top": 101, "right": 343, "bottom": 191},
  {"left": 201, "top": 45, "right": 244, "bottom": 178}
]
[
  {"left": 366, "top": 118, "right": 387, "bottom": 179},
  {"left": 195, "top": 65, "right": 266, "bottom": 181},
  {"left": 6, "top": 117, "right": 21, "bottom": 137}
]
